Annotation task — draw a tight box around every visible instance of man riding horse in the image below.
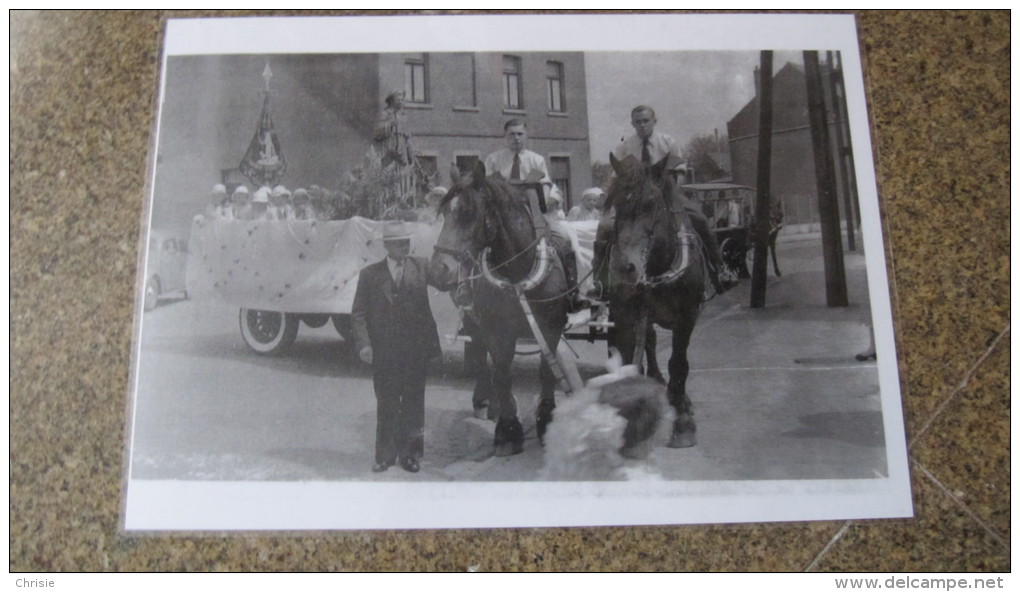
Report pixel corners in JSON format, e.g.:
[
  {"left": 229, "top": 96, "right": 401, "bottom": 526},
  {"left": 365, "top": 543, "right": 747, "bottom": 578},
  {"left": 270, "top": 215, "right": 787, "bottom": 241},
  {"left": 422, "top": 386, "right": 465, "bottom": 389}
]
[
  {"left": 483, "top": 119, "right": 587, "bottom": 312},
  {"left": 591, "top": 105, "right": 731, "bottom": 298}
]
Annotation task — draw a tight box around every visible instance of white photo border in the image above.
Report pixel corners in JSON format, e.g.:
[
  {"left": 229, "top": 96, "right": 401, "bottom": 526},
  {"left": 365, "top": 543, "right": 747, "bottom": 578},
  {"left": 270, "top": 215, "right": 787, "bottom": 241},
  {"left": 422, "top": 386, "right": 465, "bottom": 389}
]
[{"left": 125, "top": 13, "right": 910, "bottom": 531}]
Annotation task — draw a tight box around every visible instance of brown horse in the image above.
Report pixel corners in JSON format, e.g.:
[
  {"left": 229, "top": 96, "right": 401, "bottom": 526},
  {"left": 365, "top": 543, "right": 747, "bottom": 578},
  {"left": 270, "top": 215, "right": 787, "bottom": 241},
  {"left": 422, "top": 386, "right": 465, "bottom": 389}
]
[
  {"left": 429, "top": 161, "right": 570, "bottom": 456},
  {"left": 603, "top": 154, "right": 704, "bottom": 447}
]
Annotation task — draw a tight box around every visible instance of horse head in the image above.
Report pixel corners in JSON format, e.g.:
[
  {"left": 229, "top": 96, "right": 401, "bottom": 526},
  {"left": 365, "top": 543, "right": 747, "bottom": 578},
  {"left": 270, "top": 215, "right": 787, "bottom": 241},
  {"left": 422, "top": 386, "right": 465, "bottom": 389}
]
[
  {"left": 429, "top": 160, "right": 544, "bottom": 300},
  {"left": 429, "top": 161, "right": 491, "bottom": 294},
  {"left": 606, "top": 153, "right": 678, "bottom": 288}
]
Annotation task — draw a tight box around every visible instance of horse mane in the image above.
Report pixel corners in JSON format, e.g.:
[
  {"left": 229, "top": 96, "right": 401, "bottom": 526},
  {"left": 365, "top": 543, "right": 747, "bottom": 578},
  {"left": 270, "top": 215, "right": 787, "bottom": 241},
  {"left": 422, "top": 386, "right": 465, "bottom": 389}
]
[
  {"left": 605, "top": 161, "right": 676, "bottom": 223},
  {"left": 439, "top": 166, "right": 531, "bottom": 246}
]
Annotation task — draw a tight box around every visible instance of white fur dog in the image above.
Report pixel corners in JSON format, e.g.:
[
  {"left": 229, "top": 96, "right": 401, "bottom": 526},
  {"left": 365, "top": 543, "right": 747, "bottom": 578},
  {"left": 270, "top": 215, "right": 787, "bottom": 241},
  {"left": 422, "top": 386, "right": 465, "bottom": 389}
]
[{"left": 541, "top": 349, "right": 670, "bottom": 481}]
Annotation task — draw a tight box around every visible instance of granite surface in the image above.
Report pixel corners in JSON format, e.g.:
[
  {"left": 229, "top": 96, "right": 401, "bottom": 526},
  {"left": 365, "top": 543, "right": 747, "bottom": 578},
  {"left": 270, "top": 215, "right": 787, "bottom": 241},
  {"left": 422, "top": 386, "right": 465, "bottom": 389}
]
[{"left": 9, "top": 10, "right": 1010, "bottom": 572}]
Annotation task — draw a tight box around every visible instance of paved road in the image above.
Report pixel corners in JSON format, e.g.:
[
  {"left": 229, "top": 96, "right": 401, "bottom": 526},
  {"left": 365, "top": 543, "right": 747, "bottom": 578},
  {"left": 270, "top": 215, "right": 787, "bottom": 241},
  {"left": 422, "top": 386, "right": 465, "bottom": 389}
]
[{"left": 127, "top": 236, "right": 889, "bottom": 483}]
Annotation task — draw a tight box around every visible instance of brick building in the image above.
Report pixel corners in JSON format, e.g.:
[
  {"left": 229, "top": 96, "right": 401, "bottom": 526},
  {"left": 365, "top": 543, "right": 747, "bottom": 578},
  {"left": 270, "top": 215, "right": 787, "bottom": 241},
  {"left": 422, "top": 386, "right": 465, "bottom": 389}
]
[
  {"left": 152, "top": 52, "right": 592, "bottom": 235},
  {"left": 726, "top": 60, "right": 853, "bottom": 228}
]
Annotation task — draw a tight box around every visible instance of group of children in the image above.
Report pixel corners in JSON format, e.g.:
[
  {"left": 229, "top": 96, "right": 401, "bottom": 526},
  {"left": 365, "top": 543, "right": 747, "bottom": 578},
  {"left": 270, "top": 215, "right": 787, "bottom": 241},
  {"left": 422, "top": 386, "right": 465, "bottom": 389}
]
[{"left": 204, "top": 183, "right": 320, "bottom": 221}]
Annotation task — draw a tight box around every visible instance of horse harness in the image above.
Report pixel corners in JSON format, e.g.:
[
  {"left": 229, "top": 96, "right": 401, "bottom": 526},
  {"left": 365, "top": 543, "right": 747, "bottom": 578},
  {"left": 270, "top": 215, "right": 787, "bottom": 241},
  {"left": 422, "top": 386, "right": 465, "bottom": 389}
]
[{"left": 437, "top": 181, "right": 573, "bottom": 395}]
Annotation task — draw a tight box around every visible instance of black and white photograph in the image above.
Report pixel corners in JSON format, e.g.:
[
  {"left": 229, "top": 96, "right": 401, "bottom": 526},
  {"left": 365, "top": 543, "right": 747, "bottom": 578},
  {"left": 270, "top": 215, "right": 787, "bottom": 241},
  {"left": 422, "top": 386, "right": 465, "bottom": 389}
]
[{"left": 123, "top": 14, "right": 911, "bottom": 530}]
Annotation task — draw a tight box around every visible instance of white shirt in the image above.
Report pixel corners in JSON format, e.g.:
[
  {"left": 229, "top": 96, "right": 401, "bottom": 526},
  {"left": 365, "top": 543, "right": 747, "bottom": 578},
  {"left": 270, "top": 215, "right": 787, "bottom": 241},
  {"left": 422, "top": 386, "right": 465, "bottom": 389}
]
[
  {"left": 386, "top": 257, "right": 405, "bottom": 285},
  {"left": 483, "top": 148, "right": 552, "bottom": 185},
  {"left": 612, "top": 131, "right": 680, "bottom": 164}
]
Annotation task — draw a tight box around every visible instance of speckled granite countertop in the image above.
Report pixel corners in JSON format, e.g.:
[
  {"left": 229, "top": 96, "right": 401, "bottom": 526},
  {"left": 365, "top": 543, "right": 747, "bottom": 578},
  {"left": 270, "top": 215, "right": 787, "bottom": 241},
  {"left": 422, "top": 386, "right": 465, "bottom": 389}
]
[{"left": 10, "top": 10, "right": 1009, "bottom": 571}]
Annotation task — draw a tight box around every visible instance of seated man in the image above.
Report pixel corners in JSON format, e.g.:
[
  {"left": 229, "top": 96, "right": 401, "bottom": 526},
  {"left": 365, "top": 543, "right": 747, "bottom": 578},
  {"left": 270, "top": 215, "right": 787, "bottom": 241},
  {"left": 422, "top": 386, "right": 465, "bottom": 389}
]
[
  {"left": 591, "top": 105, "right": 730, "bottom": 297},
  {"left": 484, "top": 118, "right": 587, "bottom": 311}
]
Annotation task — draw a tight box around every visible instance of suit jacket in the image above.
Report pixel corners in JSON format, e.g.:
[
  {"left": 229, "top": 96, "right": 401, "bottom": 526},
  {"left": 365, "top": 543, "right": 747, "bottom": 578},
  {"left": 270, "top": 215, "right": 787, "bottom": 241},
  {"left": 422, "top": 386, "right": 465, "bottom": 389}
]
[{"left": 351, "top": 256, "right": 441, "bottom": 369}]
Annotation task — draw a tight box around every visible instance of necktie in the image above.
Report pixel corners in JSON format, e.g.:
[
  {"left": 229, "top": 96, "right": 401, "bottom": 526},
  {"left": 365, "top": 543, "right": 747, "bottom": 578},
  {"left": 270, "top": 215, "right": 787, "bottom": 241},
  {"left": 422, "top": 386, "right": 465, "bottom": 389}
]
[
  {"left": 510, "top": 153, "right": 521, "bottom": 180},
  {"left": 641, "top": 139, "right": 651, "bottom": 164},
  {"left": 393, "top": 261, "right": 403, "bottom": 287}
]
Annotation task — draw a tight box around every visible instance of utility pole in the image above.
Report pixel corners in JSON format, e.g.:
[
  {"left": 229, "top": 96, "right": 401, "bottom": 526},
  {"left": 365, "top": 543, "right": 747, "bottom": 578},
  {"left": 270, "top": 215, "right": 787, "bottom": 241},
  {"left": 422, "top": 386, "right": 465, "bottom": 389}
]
[
  {"left": 749, "top": 50, "right": 774, "bottom": 309},
  {"left": 827, "top": 51, "right": 856, "bottom": 252},
  {"left": 804, "top": 51, "right": 848, "bottom": 307},
  {"left": 834, "top": 51, "right": 862, "bottom": 235}
]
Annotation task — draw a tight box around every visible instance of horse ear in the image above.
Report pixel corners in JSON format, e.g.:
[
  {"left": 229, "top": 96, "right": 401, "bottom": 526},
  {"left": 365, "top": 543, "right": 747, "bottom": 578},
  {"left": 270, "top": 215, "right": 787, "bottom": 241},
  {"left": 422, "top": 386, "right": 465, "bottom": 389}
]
[
  {"left": 450, "top": 164, "right": 461, "bottom": 185},
  {"left": 471, "top": 160, "right": 487, "bottom": 188},
  {"left": 610, "top": 152, "right": 622, "bottom": 176}
]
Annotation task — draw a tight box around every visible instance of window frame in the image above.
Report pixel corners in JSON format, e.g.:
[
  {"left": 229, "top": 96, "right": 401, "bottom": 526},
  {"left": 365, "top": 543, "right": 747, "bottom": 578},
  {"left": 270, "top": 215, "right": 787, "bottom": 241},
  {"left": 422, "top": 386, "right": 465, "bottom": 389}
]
[
  {"left": 404, "top": 53, "right": 429, "bottom": 104},
  {"left": 546, "top": 60, "right": 566, "bottom": 113},
  {"left": 502, "top": 54, "right": 523, "bottom": 110}
]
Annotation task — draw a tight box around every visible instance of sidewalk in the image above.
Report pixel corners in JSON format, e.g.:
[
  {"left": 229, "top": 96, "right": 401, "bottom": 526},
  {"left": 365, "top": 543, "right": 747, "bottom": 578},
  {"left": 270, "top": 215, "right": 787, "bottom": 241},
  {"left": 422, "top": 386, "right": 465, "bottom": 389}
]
[{"left": 414, "top": 236, "right": 888, "bottom": 481}]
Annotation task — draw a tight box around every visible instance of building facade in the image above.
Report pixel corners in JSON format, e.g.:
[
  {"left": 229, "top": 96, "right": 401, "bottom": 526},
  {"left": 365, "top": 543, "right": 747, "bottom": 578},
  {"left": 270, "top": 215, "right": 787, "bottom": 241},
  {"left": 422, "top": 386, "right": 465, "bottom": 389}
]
[
  {"left": 378, "top": 52, "right": 591, "bottom": 210},
  {"left": 727, "top": 61, "right": 854, "bottom": 228},
  {"left": 153, "top": 52, "right": 591, "bottom": 236}
]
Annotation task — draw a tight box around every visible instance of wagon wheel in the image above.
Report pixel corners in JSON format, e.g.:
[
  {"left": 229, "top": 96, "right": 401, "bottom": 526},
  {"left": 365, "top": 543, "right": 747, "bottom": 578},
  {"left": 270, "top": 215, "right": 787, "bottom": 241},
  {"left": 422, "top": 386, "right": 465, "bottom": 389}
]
[
  {"left": 239, "top": 308, "right": 299, "bottom": 354},
  {"left": 745, "top": 241, "right": 757, "bottom": 276},
  {"left": 717, "top": 238, "right": 742, "bottom": 283}
]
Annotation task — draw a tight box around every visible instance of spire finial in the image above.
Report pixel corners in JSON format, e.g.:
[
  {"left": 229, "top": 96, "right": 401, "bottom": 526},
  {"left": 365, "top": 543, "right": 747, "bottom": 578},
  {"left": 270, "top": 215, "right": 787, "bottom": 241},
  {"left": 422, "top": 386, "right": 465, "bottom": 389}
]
[{"left": 262, "top": 62, "right": 273, "bottom": 92}]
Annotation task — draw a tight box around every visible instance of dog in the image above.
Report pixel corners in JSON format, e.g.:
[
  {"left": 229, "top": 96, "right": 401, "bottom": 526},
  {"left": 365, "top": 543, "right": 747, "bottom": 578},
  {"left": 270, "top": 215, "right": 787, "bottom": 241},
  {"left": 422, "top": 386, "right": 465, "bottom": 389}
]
[{"left": 541, "top": 349, "right": 670, "bottom": 481}]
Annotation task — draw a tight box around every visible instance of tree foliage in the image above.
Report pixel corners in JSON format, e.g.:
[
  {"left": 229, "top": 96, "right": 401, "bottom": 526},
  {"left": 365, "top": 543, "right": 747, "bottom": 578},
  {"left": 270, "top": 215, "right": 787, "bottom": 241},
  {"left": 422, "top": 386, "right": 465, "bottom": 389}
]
[{"left": 682, "top": 133, "right": 728, "bottom": 183}]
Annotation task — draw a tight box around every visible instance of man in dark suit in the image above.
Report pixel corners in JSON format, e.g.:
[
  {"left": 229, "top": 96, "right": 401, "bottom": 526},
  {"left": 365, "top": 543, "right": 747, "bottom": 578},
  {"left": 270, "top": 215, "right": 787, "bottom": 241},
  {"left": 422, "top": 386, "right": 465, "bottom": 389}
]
[{"left": 352, "top": 222, "right": 441, "bottom": 474}]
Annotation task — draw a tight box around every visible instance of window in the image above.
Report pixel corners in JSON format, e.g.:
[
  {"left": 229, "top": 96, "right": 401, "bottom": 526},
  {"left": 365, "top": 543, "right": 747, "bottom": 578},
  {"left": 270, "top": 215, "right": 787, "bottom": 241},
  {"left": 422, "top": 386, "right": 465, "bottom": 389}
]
[
  {"left": 502, "top": 55, "right": 522, "bottom": 109},
  {"left": 547, "top": 61, "right": 565, "bottom": 112},
  {"left": 404, "top": 54, "right": 429, "bottom": 103},
  {"left": 550, "top": 156, "right": 571, "bottom": 210}
]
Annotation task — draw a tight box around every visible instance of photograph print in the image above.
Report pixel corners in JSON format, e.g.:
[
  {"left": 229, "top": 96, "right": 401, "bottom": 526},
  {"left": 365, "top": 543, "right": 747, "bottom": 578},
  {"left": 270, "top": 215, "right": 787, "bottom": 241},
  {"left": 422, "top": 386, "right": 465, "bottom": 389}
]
[{"left": 124, "top": 14, "right": 911, "bottom": 530}]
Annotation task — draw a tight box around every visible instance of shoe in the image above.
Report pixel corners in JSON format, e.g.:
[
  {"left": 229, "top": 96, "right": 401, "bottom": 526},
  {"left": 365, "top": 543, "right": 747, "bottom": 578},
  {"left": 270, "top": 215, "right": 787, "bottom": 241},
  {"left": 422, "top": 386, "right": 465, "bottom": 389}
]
[
  {"left": 400, "top": 457, "right": 420, "bottom": 473},
  {"left": 371, "top": 461, "right": 392, "bottom": 473}
]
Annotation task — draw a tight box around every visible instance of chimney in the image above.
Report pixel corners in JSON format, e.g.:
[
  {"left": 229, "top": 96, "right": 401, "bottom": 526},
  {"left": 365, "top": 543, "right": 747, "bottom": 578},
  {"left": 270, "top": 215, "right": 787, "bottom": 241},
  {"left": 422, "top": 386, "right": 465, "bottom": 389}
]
[{"left": 753, "top": 65, "right": 760, "bottom": 96}]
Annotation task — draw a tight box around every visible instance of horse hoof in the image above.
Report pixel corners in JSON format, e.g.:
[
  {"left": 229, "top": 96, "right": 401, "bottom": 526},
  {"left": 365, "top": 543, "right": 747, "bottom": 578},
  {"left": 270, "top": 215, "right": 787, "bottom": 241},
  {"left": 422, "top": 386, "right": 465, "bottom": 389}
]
[
  {"left": 473, "top": 405, "right": 489, "bottom": 420},
  {"left": 493, "top": 418, "right": 524, "bottom": 456},
  {"left": 668, "top": 431, "right": 697, "bottom": 448},
  {"left": 535, "top": 399, "right": 556, "bottom": 443},
  {"left": 669, "top": 416, "right": 697, "bottom": 448}
]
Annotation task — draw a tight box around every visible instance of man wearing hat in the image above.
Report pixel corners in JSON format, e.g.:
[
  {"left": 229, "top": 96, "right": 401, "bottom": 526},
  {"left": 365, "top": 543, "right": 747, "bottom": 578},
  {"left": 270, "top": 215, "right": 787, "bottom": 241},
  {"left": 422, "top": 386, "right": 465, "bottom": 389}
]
[
  {"left": 567, "top": 187, "right": 604, "bottom": 222},
  {"left": 373, "top": 89, "right": 413, "bottom": 168},
  {"left": 351, "top": 222, "right": 441, "bottom": 474}
]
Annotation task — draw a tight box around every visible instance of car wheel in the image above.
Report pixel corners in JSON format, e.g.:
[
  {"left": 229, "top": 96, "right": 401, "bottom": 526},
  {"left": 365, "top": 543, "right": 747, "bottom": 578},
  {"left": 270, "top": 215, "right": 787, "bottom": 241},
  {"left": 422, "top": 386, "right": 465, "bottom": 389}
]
[{"left": 239, "top": 308, "right": 299, "bottom": 354}]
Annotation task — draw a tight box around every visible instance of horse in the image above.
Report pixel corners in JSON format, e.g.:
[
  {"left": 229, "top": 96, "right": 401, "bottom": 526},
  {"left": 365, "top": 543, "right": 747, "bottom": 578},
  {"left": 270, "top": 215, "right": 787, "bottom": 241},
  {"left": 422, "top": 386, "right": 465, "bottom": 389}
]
[
  {"left": 754, "top": 198, "right": 784, "bottom": 277},
  {"left": 429, "top": 161, "right": 571, "bottom": 456},
  {"left": 603, "top": 153, "right": 704, "bottom": 448}
]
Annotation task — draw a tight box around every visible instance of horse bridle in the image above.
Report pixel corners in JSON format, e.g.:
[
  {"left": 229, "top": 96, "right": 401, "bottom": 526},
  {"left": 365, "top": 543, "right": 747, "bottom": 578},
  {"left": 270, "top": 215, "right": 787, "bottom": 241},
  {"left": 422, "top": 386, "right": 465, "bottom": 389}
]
[
  {"left": 436, "top": 185, "right": 551, "bottom": 300},
  {"left": 615, "top": 179, "right": 691, "bottom": 289}
]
